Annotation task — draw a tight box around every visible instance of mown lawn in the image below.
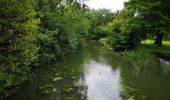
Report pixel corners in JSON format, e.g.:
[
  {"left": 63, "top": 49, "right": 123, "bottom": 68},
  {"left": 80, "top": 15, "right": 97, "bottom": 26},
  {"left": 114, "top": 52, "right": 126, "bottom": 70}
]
[{"left": 141, "top": 39, "right": 170, "bottom": 53}]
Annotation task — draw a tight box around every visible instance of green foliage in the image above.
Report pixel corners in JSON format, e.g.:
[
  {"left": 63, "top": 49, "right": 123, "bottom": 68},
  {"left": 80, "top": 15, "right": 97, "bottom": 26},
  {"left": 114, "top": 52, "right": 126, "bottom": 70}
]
[
  {"left": 0, "top": 0, "right": 39, "bottom": 94},
  {"left": 0, "top": 0, "right": 91, "bottom": 96},
  {"left": 100, "top": 0, "right": 170, "bottom": 50},
  {"left": 87, "top": 9, "right": 116, "bottom": 39},
  {"left": 3, "top": 0, "right": 170, "bottom": 98},
  {"left": 124, "top": 0, "right": 170, "bottom": 46},
  {"left": 100, "top": 18, "right": 139, "bottom": 51},
  {"left": 36, "top": 0, "right": 91, "bottom": 63},
  {"left": 123, "top": 50, "right": 156, "bottom": 65}
]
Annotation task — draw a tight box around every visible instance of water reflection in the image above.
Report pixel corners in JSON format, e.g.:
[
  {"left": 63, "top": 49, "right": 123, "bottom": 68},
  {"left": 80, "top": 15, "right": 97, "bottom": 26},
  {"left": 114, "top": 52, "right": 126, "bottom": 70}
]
[
  {"left": 78, "top": 60, "right": 122, "bottom": 100},
  {"left": 7, "top": 43, "right": 170, "bottom": 100},
  {"left": 159, "top": 58, "right": 170, "bottom": 75}
]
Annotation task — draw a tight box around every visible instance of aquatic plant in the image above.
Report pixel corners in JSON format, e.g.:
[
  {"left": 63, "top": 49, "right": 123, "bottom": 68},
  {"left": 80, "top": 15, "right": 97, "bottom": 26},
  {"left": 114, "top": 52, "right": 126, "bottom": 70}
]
[
  {"left": 122, "top": 49, "right": 157, "bottom": 65},
  {"left": 39, "top": 84, "right": 54, "bottom": 94},
  {"left": 52, "top": 77, "right": 63, "bottom": 82}
]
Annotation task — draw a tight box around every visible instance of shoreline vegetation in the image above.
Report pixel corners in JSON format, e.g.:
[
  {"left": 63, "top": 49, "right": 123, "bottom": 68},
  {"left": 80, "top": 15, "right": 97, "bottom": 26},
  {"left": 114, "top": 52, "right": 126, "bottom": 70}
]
[
  {"left": 1, "top": 0, "right": 170, "bottom": 99},
  {"left": 101, "top": 38, "right": 170, "bottom": 64},
  {"left": 101, "top": 39, "right": 170, "bottom": 100},
  {"left": 141, "top": 39, "right": 170, "bottom": 54}
]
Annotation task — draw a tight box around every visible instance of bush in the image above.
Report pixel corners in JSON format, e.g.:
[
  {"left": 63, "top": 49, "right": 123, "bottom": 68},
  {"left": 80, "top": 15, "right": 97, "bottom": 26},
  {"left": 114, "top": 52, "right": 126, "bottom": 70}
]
[{"left": 0, "top": 0, "right": 39, "bottom": 94}]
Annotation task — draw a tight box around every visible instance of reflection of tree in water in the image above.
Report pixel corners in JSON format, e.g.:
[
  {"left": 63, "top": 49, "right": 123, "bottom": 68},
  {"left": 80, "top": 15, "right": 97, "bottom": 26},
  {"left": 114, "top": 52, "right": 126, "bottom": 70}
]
[
  {"left": 77, "top": 76, "right": 88, "bottom": 100},
  {"left": 120, "top": 59, "right": 170, "bottom": 100}
]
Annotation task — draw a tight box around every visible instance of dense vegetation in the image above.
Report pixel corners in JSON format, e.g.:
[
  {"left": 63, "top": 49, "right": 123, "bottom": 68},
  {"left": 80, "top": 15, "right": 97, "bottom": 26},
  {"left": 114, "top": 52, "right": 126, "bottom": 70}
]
[
  {"left": 0, "top": 0, "right": 39, "bottom": 96},
  {"left": 0, "top": 0, "right": 170, "bottom": 99},
  {"left": 0, "top": 0, "right": 92, "bottom": 96},
  {"left": 101, "top": 0, "right": 170, "bottom": 50}
]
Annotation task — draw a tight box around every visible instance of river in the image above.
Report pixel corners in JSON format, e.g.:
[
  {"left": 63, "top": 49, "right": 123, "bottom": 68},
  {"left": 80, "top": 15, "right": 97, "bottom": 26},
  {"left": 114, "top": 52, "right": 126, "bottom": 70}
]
[{"left": 8, "top": 43, "right": 170, "bottom": 100}]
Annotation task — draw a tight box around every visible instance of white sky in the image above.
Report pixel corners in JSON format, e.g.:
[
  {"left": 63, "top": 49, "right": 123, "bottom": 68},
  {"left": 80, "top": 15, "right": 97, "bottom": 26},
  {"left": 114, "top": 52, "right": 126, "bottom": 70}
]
[{"left": 86, "top": 0, "right": 128, "bottom": 12}]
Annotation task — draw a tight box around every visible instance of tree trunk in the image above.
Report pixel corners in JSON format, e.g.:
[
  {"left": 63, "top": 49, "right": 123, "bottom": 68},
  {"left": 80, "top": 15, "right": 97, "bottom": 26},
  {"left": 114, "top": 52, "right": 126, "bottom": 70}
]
[{"left": 154, "top": 34, "right": 164, "bottom": 46}]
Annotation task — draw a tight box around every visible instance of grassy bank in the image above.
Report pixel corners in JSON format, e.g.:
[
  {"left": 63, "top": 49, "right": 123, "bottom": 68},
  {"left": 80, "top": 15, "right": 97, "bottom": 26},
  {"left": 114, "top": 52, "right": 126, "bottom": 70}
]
[
  {"left": 100, "top": 39, "right": 157, "bottom": 65},
  {"left": 123, "top": 39, "right": 170, "bottom": 65},
  {"left": 141, "top": 39, "right": 170, "bottom": 53}
]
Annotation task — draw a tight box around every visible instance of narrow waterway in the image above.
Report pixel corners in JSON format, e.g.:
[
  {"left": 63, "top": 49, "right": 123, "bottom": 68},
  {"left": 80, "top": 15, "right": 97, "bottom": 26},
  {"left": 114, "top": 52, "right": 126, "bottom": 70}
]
[{"left": 8, "top": 43, "right": 170, "bottom": 100}]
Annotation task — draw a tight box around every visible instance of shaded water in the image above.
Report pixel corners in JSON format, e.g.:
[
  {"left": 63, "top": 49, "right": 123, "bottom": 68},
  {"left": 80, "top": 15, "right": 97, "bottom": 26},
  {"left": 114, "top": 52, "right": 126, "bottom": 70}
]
[{"left": 8, "top": 43, "right": 170, "bottom": 100}]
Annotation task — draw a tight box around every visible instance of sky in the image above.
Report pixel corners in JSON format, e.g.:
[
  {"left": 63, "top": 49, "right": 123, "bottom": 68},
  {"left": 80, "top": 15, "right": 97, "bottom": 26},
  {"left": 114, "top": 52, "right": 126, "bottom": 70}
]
[{"left": 86, "top": 0, "right": 128, "bottom": 12}]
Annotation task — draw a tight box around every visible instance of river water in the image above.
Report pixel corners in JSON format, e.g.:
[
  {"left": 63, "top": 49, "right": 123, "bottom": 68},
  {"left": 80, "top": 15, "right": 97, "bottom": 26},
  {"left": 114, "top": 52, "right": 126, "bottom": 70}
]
[{"left": 8, "top": 43, "right": 170, "bottom": 100}]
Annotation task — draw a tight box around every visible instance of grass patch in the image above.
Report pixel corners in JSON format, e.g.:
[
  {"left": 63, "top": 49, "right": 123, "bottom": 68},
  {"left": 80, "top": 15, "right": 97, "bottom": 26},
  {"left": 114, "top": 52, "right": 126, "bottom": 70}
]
[
  {"left": 141, "top": 39, "right": 170, "bottom": 53},
  {"left": 122, "top": 39, "right": 170, "bottom": 65},
  {"left": 123, "top": 49, "right": 156, "bottom": 65}
]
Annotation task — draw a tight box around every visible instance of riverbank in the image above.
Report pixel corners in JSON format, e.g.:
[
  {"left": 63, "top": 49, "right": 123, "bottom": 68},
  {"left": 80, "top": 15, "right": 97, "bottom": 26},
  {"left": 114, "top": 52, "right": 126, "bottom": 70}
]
[
  {"left": 100, "top": 38, "right": 170, "bottom": 65},
  {"left": 4, "top": 42, "right": 170, "bottom": 100},
  {"left": 141, "top": 39, "right": 170, "bottom": 61},
  {"left": 141, "top": 39, "right": 170, "bottom": 53}
]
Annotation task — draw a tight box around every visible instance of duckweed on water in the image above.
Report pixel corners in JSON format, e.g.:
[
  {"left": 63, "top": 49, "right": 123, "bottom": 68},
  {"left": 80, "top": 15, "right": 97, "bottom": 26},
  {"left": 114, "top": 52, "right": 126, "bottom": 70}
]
[
  {"left": 62, "top": 84, "right": 78, "bottom": 93},
  {"left": 122, "top": 84, "right": 151, "bottom": 100},
  {"left": 52, "top": 77, "right": 63, "bottom": 82},
  {"left": 62, "top": 87, "right": 74, "bottom": 93},
  {"left": 128, "top": 98, "right": 135, "bottom": 100},
  {"left": 69, "top": 76, "right": 77, "bottom": 79},
  {"left": 39, "top": 84, "right": 54, "bottom": 94},
  {"left": 51, "top": 72, "right": 63, "bottom": 82}
]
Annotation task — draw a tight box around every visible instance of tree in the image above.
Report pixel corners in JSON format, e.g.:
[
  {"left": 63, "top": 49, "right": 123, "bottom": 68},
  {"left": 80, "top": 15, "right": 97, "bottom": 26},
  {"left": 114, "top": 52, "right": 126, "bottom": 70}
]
[
  {"left": 87, "top": 9, "right": 116, "bottom": 40},
  {"left": 0, "top": 0, "right": 39, "bottom": 95},
  {"left": 36, "top": 0, "right": 90, "bottom": 63},
  {"left": 124, "top": 0, "right": 170, "bottom": 46}
]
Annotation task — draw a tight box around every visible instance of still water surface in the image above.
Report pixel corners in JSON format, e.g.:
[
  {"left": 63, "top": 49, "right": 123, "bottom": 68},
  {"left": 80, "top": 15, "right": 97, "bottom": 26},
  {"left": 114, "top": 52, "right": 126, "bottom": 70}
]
[{"left": 8, "top": 43, "right": 170, "bottom": 100}]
